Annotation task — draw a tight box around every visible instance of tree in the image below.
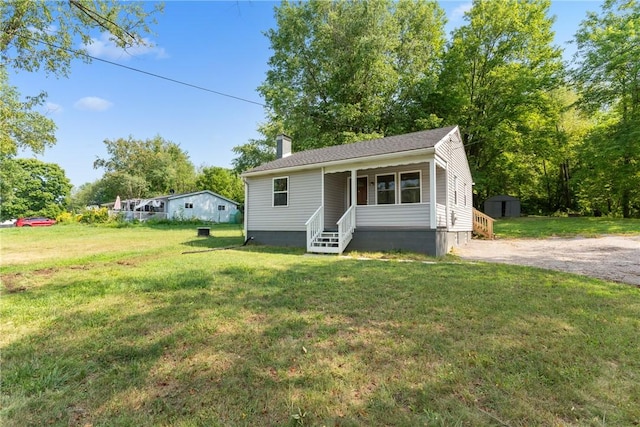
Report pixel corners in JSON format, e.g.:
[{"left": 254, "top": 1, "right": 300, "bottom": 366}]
[
  {"left": 1, "top": 0, "right": 162, "bottom": 77},
  {"left": 572, "top": 0, "right": 640, "bottom": 217},
  {"left": 574, "top": 115, "right": 640, "bottom": 217},
  {"left": 1, "top": 0, "right": 161, "bottom": 160},
  {"left": 195, "top": 166, "right": 244, "bottom": 203},
  {"left": 0, "top": 158, "right": 72, "bottom": 220},
  {"left": 0, "top": 68, "right": 56, "bottom": 158},
  {"left": 233, "top": 0, "right": 446, "bottom": 171},
  {"left": 437, "top": 0, "right": 564, "bottom": 208},
  {"left": 94, "top": 136, "right": 196, "bottom": 196}
]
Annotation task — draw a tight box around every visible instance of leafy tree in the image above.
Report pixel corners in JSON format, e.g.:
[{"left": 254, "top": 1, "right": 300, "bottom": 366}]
[
  {"left": 94, "top": 136, "right": 196, "bottom": 196},
  {"left": 574, "top": 115, "right": 640, "bottom": 217},
  {"left": 437, "top": 0, "right": 564, "bottom": 208},
  {"left": 233, "top": 0, "right": 446, "bottom": 171},
  {"left": 572, "top": 0, "right": 640, "bottom": 217},
  {"left": 195, "top": 166, "right": 244, "bottom": 203},
  {"left": 1, "top": 0, "right": 162, "bottom": 77},
  {"left": 0, "top": 158, "right": 71, "bottom": 220},
  {"left": 0, "top": 68, "right": 56, "bottom": 158},
  {"left": 231, "top": 121, "right": 280, "bottom": 173},
  {"left": 68, "top": 180, "right": 104, "bottom": 211},
  {"left": 1, "top": 0, "right": 161, "bottom": 215}
]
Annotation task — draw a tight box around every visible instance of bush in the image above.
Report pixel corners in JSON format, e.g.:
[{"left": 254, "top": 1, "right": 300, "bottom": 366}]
[
  {"left": 56, "top": 211, "right": 80, "bottom": 224},
  {"left": 79, "top": 207, "right": 110, "bottom": 224}
]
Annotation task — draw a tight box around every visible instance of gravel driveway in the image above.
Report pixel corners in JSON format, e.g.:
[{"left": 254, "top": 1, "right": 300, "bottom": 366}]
[{"left": 454, "top": 235, "right": 640, "bottom": 286}]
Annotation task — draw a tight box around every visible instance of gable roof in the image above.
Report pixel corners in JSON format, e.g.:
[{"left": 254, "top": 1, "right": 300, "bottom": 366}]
[
  {"left": 121, "top": 190, "right": 239, "bottom": 206},
  {"left": 243, "top": 125, "right": 458, "bottom": 175},
  {"left": 167, "top": 190, "right": 239, "bottom": 206}
]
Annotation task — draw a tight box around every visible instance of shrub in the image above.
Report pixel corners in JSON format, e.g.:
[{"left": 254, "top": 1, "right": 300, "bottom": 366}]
[
  {"left": 79, "top": 207, "right": 110, "bottom": 224},
  {"left": 56, "top": 211, "right": 80, "bottom": 224}
]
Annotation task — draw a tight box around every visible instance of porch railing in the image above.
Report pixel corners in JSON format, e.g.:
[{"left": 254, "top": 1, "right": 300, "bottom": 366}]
[
  {"left": 121, "top": 211, "right": 168, "bottom": 221},
  {"left": 472, "top": 208, "right": 494, "bottom": 239},
  {"left": 305, "top": 205, "right": 324, "bottom": 252},
  {"left": 337, "top": 205, "right": 356, "bottom": 253}
]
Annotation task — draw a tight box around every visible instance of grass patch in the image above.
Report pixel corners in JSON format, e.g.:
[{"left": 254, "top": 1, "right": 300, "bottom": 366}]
[
  {"left": 2, "top": 224, "right": 639, "bottom": 426},
  {"left": 494, "top": 216, "right": 640, "bottom": 239}
]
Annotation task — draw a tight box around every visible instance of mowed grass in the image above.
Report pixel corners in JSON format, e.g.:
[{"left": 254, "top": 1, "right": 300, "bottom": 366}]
[
  {"left": 1, "top": 224, "right": 639, "bottom": 426},
  {"left": 494, "top": 216, "right": 640, "bottom": 239}
]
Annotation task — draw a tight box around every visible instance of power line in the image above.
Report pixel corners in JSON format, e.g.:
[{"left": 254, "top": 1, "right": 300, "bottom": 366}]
[{"left": 24, "top": 35, "right": 266, "bottom": 107}]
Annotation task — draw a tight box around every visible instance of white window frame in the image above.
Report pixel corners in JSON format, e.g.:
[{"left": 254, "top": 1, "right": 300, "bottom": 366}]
[
  {"left": 218, "top": 205, "right": 226, "bottom": 211},
  {"left": 453, "top": 175, "right": 458, "bottom": 206},
  {"left": 272, "top": 176, "right": 289, "bottom": 207},
  {"left": 464, "top": 183, "right": 467, "bottom": 206},
  {"left": 184, "top": 202, "right": 193, "bottom": 209},
  {"left": 375, "top": 173, "right": 396, "bottom": 205},
  {"left": 399, "top": 170, "right": 422, "bottom": 204}
]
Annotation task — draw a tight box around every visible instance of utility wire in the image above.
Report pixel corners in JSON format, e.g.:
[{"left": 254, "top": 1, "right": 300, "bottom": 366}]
[{"left": 25, "top": 35, "right": 266, "bottom": 107}]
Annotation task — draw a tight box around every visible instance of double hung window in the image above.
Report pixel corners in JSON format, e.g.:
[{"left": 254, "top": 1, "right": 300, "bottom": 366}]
[
  {"left": 273, "top": 177, "right": 289, "bottom": 206},
  {"left": 400, "top": 171, "right": 421, "bottom": 204}
]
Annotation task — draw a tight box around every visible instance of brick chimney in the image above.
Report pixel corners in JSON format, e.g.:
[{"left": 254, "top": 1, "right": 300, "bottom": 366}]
[{"left": 276, "top": 134, "right": 292, "bottom": 159}]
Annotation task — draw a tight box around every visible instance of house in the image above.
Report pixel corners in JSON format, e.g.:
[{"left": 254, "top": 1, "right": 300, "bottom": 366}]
[
  {"left": 241, "top": 126, "right": 474, "bottom": 256},
  {"left": 484, "top": 195, "right": 521, "bottom": 218},
  {"left": 119, "top": 190, "right": 240, "bottom": 223}
]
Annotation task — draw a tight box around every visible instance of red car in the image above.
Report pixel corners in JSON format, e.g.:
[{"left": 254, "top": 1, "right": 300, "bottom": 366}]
[{"left": 15, "top": 217, "right": 57, "bottom": 227}]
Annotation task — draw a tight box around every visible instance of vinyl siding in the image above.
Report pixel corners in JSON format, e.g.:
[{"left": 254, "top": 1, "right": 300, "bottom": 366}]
[
  {"left": 246, "top": 169, "right": 322, "bottom": 231},
  {"left": 436, "top": 131, "right": 473, "bottom": 231},
  {"left": 436, "top": 166, "right": 448, "bottom": 226},
  {"left": 356, "top": 203, "right": 430, "bottom": 227},
  {"left": 168, "top": 193, "right": 238, "bottom": 222}
]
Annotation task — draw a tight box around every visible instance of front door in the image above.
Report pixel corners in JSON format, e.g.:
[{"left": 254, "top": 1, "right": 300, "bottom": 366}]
[
  {"left": 357, "top": 177, "right": 368, "bottom": 205},
  {"left": 348, "top": 176, "right": 368, "bottom": 206}
]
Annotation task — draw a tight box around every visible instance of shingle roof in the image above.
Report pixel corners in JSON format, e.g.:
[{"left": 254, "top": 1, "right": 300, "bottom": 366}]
[{"left": 244, "top": 125, "right": 457, "bottom": 174}]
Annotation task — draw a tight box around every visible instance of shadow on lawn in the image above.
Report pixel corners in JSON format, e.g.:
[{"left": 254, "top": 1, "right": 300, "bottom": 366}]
[{"left": 3, "top": 255, "right": 640, "bottom": 426}]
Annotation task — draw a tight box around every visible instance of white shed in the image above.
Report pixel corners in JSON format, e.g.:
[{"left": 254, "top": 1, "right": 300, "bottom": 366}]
[{"left": 167, "top": 190, "right": 239, "bottom": 223}]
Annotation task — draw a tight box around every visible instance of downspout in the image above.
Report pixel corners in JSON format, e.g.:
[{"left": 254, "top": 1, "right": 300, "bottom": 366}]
[{"left": 242, "top": 177, "right": 249, "bottom": 239}]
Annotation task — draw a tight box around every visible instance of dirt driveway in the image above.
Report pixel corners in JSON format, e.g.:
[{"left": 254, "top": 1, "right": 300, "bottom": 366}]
[{"left": 454, "top": 235, "right": 640, "bottom": 286}]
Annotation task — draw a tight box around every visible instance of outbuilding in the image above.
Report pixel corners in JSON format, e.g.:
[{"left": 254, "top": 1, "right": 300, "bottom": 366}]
[
  {"left": 118, "top": 190, "right": 240, "bottom": 223},
  {"left": 483, "top": 195, "right": 521, "bottom": 218}
]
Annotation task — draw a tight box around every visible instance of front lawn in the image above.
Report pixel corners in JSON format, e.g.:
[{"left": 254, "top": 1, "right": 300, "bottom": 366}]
[
  {"left": 1, "top": 224, "right": 639, "bottom": 426},
  {"left": 494, "top": 216, "right": 640, "bottom": 238}
]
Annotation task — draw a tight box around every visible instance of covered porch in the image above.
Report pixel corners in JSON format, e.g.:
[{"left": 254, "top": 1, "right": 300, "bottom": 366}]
[
  {"left": 306, "top": 158, "right": 449, "bottom": 254},
  {"left": 120, "top": 197, "right": 169, "bottom": 222}
]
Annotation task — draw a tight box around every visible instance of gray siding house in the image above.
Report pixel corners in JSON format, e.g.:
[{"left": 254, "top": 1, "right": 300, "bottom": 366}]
[
  {"left": 120, "top": 190, "right": 239, "bottom": 223},
  {"left": 241, "top": 126, "right": 473, "bottom": 256}
]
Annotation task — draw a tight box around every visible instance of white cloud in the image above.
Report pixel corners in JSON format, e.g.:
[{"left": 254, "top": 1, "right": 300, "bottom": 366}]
[
  {"left": 451, "top": 2, "right": 472, "bottom": 21},
  {"left": 74, "top": 97, "right": 113, "bottom": 112},
  {"left": 82, "top": 32, "right": 168, "bottom": 60},
  {"left": 44, "top": 102, "right": 63, "bottom": 114}
]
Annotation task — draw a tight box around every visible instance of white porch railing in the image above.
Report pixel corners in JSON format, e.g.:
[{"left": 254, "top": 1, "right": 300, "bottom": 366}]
[
  {"left": 305, "top": 205, "right": 324, "bottom": 252},
  {"left": 121, "top": 211, "right": 168, "bottom": 221},
  {"left": 336, "top": 204, "right": 356, "bottom": 253}
]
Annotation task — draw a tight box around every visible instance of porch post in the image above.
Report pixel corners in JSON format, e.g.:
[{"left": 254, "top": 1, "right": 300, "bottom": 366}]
[
  {"left": 321, "top": 167, "right": 325, "bottom": 208},
  {"left": 350, "top": 169, "right": 357, "bottom": 208},
  {"left": 429, "top": 160, "right": 437, "bottom": 229}
]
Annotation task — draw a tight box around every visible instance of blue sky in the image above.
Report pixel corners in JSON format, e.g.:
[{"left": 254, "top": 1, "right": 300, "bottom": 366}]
[{"left": 11, "top": 1, "right": 602, "bottom": 188}]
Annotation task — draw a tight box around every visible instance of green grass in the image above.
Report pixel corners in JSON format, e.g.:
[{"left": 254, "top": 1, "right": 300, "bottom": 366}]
[
  {"left": 494, "top": 216, "right": 640, "bottom": 239},
  {"left": 2, "top": 224, "right": 639, "bottom": 426}
]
